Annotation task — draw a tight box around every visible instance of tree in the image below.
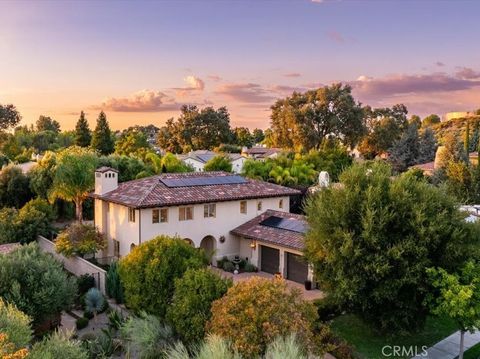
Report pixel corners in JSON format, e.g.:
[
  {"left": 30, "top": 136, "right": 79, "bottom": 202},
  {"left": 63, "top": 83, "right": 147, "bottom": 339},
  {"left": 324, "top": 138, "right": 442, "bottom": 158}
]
[
  {"left": 388, "top": 123, "right": 420, "bottom": 172},
  {"left": 106, "top": 261, "right": 124, "bottom": 304},
  {"left": 304, "top": 162, "right": 480, "bottom": 333},
  {"left": 426, "top": 261, "right": 480, "bottom": 359},
  {"left": 0, "top": 243, "right": 77, "bottom": 329},
  {"left": 49, "top": 146, "right": 98, "bottom": 222},
  {"left": 0, "top": 104, "right": 21, "bottom": 131},
  {"left": 422, "top": 114, "right": 441, "bottom": 127},
  {"left": 207, "top": 277, "right": 317, "bottom": 358},
  {"left": 91, "top": 111, "right": 114, "bottom": 155},
  {"left": 74, "top": 111, "right": 92, "bottom": 147},
  {"left": 55, "top": 223, "right": 106, "bottom": 257},
  {"left": 302, "top": 141, "right": 353, "bottom": 182},
  {"left": 465, "top": 120, "right": 471, "bottom": 157},
  {"left": 270, "top": 84, "right": 365, "bottom": 151},
  {"left": 252, "top": 128, "right": 265, "bottom": 144},
  {"left": 160, "top": 152, "right": 193, "bottom": 173},
  {"left": 157, "top": 106, "right": 232, "bottom": 152},
  {"left": 114, "top": 131, "right": 151, "bottom": 158},
  {"left": 36, "top": 115, "right": 60, "bottom": 133},
  {"left": 29, "top": 331, "right": 88, "bottom": 359},
  {"left": 358, "top": 104, "right": 409, "bottom": 159},
  {"left": 409, "top": 115, "right": 422, "bottom": 127},
  {"left": 232, "top": 127, "right": 254, "bottom": 147},
  {"left": 0, "top": 165, "right": 32, "bottom": 208},
  {"left": 118, "top": 236, "right": 207, "bottom": 319},
  {"left": 0, "top": 299, "right": 32, "bottom": 351},
  {"left": 166, "top": 268, "right": 232, "bottom": 344},
  {"left": 418, "top": 127, "right": 438, "bottom": 163},
  {"left": 120, "top": 313, "right": 174, "bottom": 359},
  {"left": 28, "top": 151, "right": 56, "bottom": 199},
  {"left": 204, "top": 155, "right": 233, "bottom": 172}
]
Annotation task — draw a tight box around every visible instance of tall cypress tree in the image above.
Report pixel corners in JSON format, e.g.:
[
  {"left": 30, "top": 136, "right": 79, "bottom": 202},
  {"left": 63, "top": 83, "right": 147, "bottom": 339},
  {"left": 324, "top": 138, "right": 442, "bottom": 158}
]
[
  {"left": 74, "top": 111, "right": 92, "bottom": 147},
  {"left": 91, "top": 111, "right": 114, "bottom": 155}
]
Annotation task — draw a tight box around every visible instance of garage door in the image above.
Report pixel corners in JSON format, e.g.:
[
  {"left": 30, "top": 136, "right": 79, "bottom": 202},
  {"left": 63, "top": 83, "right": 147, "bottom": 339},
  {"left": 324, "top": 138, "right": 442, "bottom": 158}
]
[
  {"left": 261, "top": 246, "right": 279, "bottom": 274},
  {"left": 286, "top": 252, "right": 308, "bottom": 284}
]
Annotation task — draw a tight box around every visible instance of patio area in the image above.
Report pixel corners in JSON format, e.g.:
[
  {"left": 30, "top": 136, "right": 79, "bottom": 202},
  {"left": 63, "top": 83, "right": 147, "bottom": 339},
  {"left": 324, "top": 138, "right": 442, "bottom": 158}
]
[{"left": 213, "top": 268, "right": 325, "bottom": 301}]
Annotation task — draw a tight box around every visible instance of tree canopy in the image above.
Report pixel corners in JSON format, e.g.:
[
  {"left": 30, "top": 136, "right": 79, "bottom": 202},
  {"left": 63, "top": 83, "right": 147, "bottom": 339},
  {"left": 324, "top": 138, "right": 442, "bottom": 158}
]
[
  {"left": 304, "top": 162, "right": 480, "bottom": 333},
  {"left": 269, "top": 84, "right": 365, "bottom": 151},
  {"left": 74, "top": 111, "right": 92, "bottom": 147},
  {"left": 36, "top": 116, "right": 60, "bottom": 133},
  {"left": 49, "top": 146, "right": 98, "bottom": 222},
  {"left": 118, "top": 236, "right": 207, "bottom": 319},
  {"left": 91, "top": 111, "right": 114, "bottom": 155},
  {"left": 0, "top": 104, "right": 22, "bottom": 131},
  {"left": 204, "top": 155, "right": 233, "bottom": 172}
]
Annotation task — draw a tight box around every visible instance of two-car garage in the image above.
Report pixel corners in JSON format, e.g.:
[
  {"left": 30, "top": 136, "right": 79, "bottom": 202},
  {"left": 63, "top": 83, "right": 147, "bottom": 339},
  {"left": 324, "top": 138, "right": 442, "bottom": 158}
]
[{"left": 260, "top": 245, "right": 309, "bottom": 284}]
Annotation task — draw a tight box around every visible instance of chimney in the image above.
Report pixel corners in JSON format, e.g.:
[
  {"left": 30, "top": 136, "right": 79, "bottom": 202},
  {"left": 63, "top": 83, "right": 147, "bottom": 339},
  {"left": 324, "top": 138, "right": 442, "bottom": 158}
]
[{"left": 95, "top": 167, "right": 119, "bottom": 195}]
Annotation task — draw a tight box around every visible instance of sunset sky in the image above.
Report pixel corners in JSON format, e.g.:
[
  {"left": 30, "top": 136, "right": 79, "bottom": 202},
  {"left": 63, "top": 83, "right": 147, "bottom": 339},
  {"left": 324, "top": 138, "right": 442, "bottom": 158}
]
[{"left": 1, "top": 0, "right": 480, "bottom": 131}]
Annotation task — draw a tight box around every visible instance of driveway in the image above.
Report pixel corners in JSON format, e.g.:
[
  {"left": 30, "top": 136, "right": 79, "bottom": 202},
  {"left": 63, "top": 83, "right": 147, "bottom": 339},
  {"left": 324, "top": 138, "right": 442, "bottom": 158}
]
[{"left": 213, "top": 268, "right": 324, "bottom": 301}]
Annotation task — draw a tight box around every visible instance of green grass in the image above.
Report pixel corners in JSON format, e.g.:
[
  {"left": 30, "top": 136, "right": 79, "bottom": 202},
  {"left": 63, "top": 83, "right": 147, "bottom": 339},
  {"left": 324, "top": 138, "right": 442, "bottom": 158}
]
[
  {"left": 331, "top": 314, "right": 458, "bottom": 359},
  {"left": 459, "top": 342, "right": 480, "bottom": 359}
]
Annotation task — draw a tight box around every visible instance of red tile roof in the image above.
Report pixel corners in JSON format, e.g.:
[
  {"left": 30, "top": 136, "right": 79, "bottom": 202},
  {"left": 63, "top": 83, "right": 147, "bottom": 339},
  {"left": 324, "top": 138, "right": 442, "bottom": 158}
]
[
  {"left": 231, "top": 209, "right": 306, "bottom": 251},
  {"left": 92, "top": 171, "right": 300, "bottom": 208}
]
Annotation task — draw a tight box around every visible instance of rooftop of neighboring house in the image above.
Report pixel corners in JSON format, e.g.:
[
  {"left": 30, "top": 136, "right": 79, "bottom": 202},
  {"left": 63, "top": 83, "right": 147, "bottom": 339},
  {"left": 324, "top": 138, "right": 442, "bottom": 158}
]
[
  {"left": 411, "top": 152, "right": 478, "bottom": 175},
  {"left": 231, "top": 209, "right": 307, "bottom": 251},
  {"left": 92, "top": 171, "right": 300, "bottom": 209},
  {"left": 0, "top": 243, "right": 20, "bottom": 255},
  {"left": 178, "top": 150, "right": 243, "bottom": 163},
  {"left": 243, "top": 146, "right": 281, "bottom": 158},
  {"left": 460, "top": 205, "right": 480, "bottom": 223}
]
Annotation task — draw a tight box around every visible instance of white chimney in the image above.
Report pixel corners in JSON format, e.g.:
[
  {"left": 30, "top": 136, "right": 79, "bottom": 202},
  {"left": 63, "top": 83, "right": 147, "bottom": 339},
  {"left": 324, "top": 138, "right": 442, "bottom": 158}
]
[{"left": 95, "top": 167, "right": 119, "bottom": 195}]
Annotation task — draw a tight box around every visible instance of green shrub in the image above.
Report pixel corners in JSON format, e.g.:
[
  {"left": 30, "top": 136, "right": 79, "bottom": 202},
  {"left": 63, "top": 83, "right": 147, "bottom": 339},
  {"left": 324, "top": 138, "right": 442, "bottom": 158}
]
[
  {"left": 107, "top": 310, "right": 126, "bottom": 330},
  {"left": 29, "top": 330, "right": 88, "bottom": 359},
  {"left": 223, "top": 261, "right": 235, "bottom": 272},
  {"left": 118, "top": 235, "right": 207, "bottom": 319},
  {"left": 121, "top": 312, "right": 174, "bottom": 359},
  {"left": 166, "top": 268, "right": 232, "bottom": 344},
  {"left": 216, "top": 256, "right": 228, "bottom": 270},
  {"left": 77, "top": 274, "right": 95, "bottom": 296},
  {"left": 0, "top": 243, "right": 77, "bottom": 329},
  {"left": 0, "top": 298, "right": 32, "bottom": 350},
  {"left": 55, "top": 223, "right": 106, "bottom": 258},
  {"left": 244, "top": 263, "right": 257, "bottom": 272},
  {"left": 76, "top": 317, "right": 89, "bottom": 330},
  {"left": 83, "top": 311, "right": 94, "bottom": 320},
  {"left": 82, "top": 328, "right": 120, "bottom": 358},
  {"left": 85, "top": 288, "right": 104, "bottom": 316},
  {"left": 106, "top": 261, "right": 124, "bottom": 304},
  {"left": 315, "top": 297, "right": 342, "bottom": 321}
]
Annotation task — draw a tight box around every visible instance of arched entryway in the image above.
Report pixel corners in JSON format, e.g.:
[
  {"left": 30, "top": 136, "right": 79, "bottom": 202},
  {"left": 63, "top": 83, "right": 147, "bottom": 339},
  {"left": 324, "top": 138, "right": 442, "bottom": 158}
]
[
  {"left": 183, "top": 238, "right": 194, "bottom": 247},
  {"left": 200, "top": 235, "right": 216, "bottom": 264}
]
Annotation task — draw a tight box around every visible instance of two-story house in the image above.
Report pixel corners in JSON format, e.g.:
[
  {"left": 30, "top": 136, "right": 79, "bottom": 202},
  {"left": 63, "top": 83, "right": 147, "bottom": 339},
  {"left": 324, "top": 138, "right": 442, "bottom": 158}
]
[
  {"left": 92, "top": 167, "right": 302, "bottom": 271},
  {"left": 178, "top": 150, "right": 247, "bottom": 173}
]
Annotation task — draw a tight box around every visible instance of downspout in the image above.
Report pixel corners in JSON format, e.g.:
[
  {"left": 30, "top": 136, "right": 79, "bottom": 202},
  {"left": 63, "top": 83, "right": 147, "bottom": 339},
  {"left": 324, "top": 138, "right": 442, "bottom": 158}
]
[{"left": 138, "top": 209, "right": 142, "bottom": 245}]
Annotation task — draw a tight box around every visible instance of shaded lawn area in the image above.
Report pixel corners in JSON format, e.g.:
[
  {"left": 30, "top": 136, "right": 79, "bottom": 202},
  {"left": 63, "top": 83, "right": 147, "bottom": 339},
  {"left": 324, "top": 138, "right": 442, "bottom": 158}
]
[
  {"left": 331, "top": 314, "right": 457, "bottom": 359},
  {"left": 459, "top": 342, "right": 480, "bottom": 359}
]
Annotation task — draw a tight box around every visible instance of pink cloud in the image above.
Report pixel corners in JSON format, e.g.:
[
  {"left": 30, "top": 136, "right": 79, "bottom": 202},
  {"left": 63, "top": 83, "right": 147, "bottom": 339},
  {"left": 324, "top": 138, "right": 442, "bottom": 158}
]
[
  {"left": 283, "top": 72, "right": 301, "bottom": 78},
  {"left": 207, "top": 75, "right": 222, "bottom": 82},
  {"left": 93, "top": 90, "right": 179, "bottom": 112},
  {"left": 174, "top": 76, "right": 205, "bottom": 97},
  {"left": 455, "top": 67, "right": 480, "bottom": 80},
  {"left": 215, "top": 83, "right": 275, "bottom": 103},
  {"left": 326, "top": 30, "right": 345, "bottom": 43}
]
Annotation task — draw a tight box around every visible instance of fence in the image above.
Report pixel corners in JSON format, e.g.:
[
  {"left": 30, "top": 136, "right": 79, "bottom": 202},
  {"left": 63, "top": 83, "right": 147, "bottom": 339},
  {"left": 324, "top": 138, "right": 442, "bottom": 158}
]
[{"left": 37, "top": 235, "right": 107, "bottom": 295}]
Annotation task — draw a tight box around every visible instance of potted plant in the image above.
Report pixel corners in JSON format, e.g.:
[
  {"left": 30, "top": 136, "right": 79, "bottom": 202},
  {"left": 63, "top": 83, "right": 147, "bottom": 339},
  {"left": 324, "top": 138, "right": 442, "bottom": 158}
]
[{"left": 304, "top": 279, "right": 312, "bottom": 291}]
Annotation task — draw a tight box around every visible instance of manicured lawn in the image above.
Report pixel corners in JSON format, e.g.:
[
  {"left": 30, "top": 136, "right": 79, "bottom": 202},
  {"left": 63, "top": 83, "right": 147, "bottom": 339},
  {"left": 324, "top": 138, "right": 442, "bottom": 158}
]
[
  {"left": 331, "top": 314, "right": 458, "bottom": 359},
  {"left": 459, "top": 342, "right": 480, "bottom": 359}
]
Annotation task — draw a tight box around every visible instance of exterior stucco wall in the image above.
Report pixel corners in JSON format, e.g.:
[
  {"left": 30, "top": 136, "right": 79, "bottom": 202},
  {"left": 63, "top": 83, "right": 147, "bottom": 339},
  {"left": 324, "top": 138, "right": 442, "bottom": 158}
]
[
  {"left": 184, "top": 158, "right": 205, "bottom": 172},
  {"left": 98, "top": 196, "right": 289, "bottom": 259}
]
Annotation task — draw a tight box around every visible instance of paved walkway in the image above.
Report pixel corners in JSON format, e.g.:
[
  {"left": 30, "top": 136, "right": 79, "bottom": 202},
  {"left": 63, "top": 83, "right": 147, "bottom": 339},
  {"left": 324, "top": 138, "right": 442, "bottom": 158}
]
[
  {"left": 213, "top": 268, "right": 324, "bottom": 301},
  {"left": 412, "top": 331, "right": 480, "bottom": 359}
]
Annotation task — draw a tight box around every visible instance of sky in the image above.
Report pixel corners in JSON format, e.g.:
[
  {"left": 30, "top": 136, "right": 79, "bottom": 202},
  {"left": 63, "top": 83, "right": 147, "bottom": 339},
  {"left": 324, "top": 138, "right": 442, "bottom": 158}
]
[{"left": 1, "top": 0, "right": 480, "bottom": 131}]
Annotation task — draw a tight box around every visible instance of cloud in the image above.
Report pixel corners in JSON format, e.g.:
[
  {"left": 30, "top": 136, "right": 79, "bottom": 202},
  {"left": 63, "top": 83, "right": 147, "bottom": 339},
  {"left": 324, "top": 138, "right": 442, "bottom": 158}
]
[
  {"left": 435, "top": 61, "right": 445, "bottom": 67},
  {"left": 283, "top": 72, "right": 301, "bottom": 78},
  {"left": 326, "top": 30, "right": 345, "bottom": 43},
  {"left": 174, "top": 75, "right": 205, "bottom": 97},
  {"left": 93, "top": 90, "right": 179, "bottom": 112},
  {"left": 207, "top": 75, "right": 222, "bottom": 82},
  {"left": 215, "top": 83, "right": 275, "bottom": 103},
  {"left": 455, "top": 67, "right": 480, "bottom": 80},
  {"left": 351, "top": 72, "right": 480, "bottom": 97}
]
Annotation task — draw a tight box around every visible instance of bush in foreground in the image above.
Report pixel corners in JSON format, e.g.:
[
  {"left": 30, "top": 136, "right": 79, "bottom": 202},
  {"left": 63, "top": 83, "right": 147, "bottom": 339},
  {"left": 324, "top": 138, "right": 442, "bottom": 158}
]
[
  {"left": 118, "top": 235, "right": 207, "bottom": 319},
  {"left": 166, "top": 268, "right": 232, "bottom": 344},
  {"left": 207, "top": 277, "right": 317, "bottom": 358},
  {"left": 0, "top": 299, "right": 32, "bottom": 351},
  {"left": 29, "top": 330, "right": 88, "bottom": 359},
  {"left": 0, "top": 243, "right": 77, "bottom": 330}
]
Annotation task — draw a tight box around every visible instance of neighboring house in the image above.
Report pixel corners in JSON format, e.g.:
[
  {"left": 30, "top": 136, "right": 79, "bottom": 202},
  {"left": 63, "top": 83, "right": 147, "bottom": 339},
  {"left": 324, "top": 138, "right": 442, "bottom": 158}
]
[
  {"left": 91, "top": 168, "right": 301, "bottom": 272},
  {"left": 243, "top": 146, "right": 281, "bottom": 160},
  {"left": 410, "top": 148, "right": 478, "bottom": 176},
  {"left": 460, "top": 205, "right": 480, "bottom": 223},
  {"left": 178, "top": 150, "right": 247, "bottom": 173},
  {"left": 231, "top": 209, "right": 314, "bottom": 284},
  {"left": 1, "top": 161, "right": 38, "bottom": 174}
]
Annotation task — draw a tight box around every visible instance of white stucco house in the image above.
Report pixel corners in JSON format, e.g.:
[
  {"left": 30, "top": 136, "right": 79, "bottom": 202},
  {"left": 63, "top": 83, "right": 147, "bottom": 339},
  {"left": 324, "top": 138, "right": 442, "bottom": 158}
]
[
  {"left": 92, "top": 167, "right": 313, "bottom": 284},
  {"left": 242, "top": 146, "right": 281, "bottom": 160},
  {"left": 178, "top": 150, "right": 247, "bottom": 174}
]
